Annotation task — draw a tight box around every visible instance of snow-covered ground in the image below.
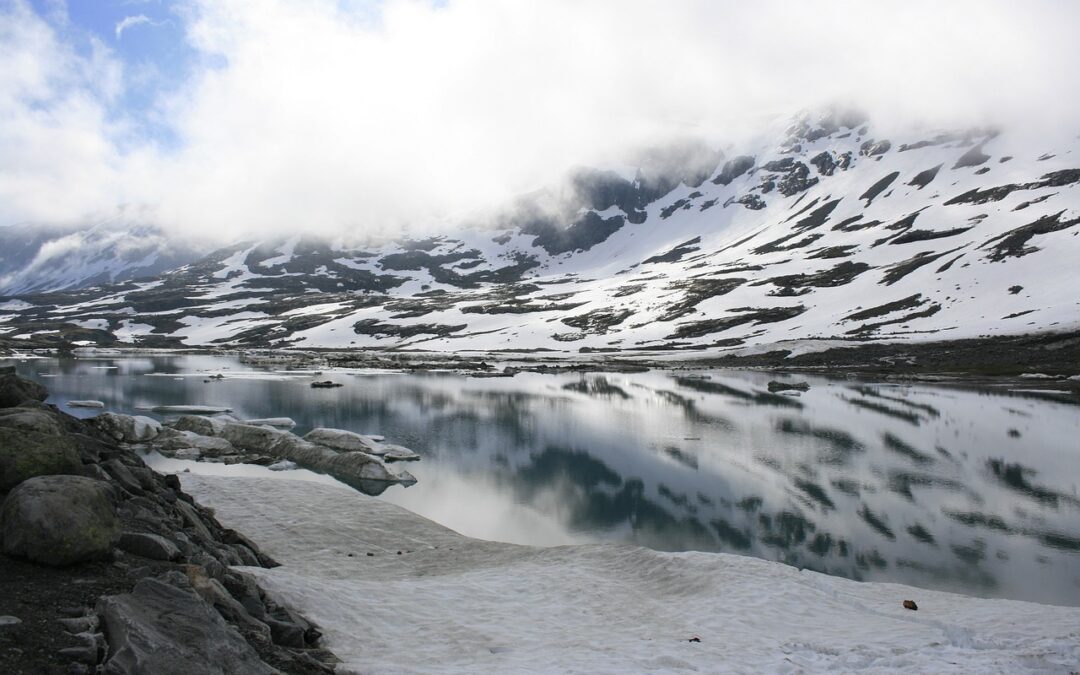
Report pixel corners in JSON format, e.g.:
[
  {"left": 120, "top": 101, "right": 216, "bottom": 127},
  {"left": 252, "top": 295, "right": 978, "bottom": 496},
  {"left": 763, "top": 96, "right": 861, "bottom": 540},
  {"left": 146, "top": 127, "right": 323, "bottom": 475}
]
[{"left": 182, "top": 475, "right": 1080, "bottom": 673}]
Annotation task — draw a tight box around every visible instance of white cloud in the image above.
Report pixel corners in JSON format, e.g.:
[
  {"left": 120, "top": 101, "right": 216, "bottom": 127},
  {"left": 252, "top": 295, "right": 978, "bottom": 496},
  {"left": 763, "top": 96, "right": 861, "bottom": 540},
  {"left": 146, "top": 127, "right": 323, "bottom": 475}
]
[
  {"left": 115, "top": 14, "right": 152, "bottom": 40},
  {"left": 1, "top": 0, "right": 1079, "bottom": 241}
]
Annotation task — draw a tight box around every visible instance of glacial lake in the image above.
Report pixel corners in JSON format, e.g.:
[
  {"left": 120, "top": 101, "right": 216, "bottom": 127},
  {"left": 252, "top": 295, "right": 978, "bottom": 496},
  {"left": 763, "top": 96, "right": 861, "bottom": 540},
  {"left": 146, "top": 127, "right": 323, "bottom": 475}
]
[{"left": 6, "top": 354, "right": 1080, "bottom": 606}]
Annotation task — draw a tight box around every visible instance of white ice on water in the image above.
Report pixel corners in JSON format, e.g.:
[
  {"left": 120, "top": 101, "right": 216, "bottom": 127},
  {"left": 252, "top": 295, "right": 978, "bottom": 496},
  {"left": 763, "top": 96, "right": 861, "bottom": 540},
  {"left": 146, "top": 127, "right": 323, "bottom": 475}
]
[{"left": 182, "top": 475, "right": 1080, "bottom": 674}]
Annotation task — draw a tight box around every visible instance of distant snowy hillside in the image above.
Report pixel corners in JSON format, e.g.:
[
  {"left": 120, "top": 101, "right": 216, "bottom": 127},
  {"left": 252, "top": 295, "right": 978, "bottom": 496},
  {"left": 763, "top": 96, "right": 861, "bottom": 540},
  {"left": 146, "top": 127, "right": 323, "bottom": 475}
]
[
  {"left": 3, "top": 111, "right": 1079, "bottom": 352},
  {"left": 0, "top": 222, "right": 205, "bottom": 295}
]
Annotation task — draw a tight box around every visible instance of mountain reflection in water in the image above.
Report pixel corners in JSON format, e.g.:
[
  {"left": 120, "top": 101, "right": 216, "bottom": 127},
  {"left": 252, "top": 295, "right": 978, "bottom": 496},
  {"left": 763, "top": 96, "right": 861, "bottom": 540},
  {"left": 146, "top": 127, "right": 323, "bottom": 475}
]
[{"left": 10, "top": 355, "right": 1080, "bottom": 606}]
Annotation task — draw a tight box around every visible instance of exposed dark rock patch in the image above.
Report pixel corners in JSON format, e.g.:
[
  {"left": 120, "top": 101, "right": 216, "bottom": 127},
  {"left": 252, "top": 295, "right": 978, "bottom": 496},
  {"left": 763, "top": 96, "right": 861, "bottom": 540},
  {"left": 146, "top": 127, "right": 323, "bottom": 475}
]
[
  {"left": 890, "top": 226, "right": 973, "bottom": 246},
  {"left": 830, "top": 215, "right": 882, "bottom": 232},
  {"left": 982, "top": 210, "right": 1080, "bottom": 262},
  {"left": 644, "top": 237, "right": 702, "bottom": 264},
  {"left": 860, "top": 172, "right": 900, "bottom": 206},
  {"left": 908, "top": 164, "right": 942, "bottom": 190},
  {"left": 792, "top": 199, "right": 843, "bottom": 232},
  {"left": 666, "top": 305, "right": 806, "bottom": 339},
  {"left": 944, "top": 169, "right": 1080, "bottom": 206},
  {"left": 807, "top": 245, "right": 858, "bottom": 259},
  {"left": 724, "top": 193, "right": 767, "bottom": 210},
  {"left": 523, "top": 212, "right": 625, "bottom": 255},
  {"left": 952, "top": 142, "right": 991, "bottom": 169},
  {"left": 843, "top": 294, "right": 926, "bottom": 321},
  {"left": 809, "top": 152, "right": 837, "bottom": 176},
  {"left": 561, "top": 308, "right": 633, "bottom": 334},
  {"left": 658, "top": 277, "right": 748, "bottom": 321},
  {"left": 880, "top": 248, "right": 964, "bottom": 286},
  {"left": 859, "top": 139, "right": 891, "bottom": 156},
  {"left": 711, "top": 156, "right": 755, "bottom": 186},
  {"left": 353, "top": 319, "right": 466, "bottom": 339},
  {"left": 763, "top": 261, "right": 870, "bottom": 289}
]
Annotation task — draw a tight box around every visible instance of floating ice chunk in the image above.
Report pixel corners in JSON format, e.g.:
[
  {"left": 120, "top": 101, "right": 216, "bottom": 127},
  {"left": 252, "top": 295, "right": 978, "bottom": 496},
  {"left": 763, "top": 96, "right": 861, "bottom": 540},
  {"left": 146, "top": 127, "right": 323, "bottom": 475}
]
[
  {"left": 139, "top": 405, "right": 234, "bottom": 414},
  {"left": 68, "top": 400, "right": 105, "bottom": 408},
  {"left": 243, "top": 417, "right": 297, "bottom": 429},
  {"left": 268, "top": 460, "right": 298, "bottom": 471}
]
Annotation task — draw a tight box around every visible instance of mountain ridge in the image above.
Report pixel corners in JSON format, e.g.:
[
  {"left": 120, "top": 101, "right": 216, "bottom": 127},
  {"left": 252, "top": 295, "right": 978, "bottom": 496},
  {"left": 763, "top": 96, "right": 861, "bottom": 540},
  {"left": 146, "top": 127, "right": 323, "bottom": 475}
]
[{"left": 2, "top": 111, "right": 1079, "bottom": 355}]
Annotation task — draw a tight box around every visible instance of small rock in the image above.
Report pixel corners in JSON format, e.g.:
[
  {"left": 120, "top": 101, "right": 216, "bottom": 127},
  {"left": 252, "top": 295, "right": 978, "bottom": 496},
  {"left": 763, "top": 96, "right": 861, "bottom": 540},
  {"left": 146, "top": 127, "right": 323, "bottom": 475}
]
[
  {"left": 688, "top": 636, "right": 701, "bottom": 643},
  {"left": 903, "top": 599, "right": 918, "bottom": 611},
  {"left": 118, "top": 532, "right": 182, "bottom": 561}
]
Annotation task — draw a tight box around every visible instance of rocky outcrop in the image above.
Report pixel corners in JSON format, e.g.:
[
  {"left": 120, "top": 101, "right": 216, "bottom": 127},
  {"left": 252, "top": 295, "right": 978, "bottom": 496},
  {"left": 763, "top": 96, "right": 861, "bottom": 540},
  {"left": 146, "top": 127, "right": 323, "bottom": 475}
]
[
  {"left": 0, "top": 372, "right": 337, "bottom": 673},
  {"left": 0, "top": 366, "right": 47, "bottom": 408},
  {"left": 1, "top": 475, "right": 119, "bottom": 566},
  {"left": 148, "top": 418, "right": 419, "bottom": 494}
]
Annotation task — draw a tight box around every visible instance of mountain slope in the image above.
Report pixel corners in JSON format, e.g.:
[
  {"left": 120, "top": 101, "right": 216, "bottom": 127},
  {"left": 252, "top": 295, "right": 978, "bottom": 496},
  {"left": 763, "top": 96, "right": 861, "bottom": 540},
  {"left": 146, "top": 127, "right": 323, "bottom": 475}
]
[
  {"left": 2, "top": 112, "right": 1079, "bottom": 353},
  {"left": 0, "top": 222, "right": 206, "bottom": 295}
]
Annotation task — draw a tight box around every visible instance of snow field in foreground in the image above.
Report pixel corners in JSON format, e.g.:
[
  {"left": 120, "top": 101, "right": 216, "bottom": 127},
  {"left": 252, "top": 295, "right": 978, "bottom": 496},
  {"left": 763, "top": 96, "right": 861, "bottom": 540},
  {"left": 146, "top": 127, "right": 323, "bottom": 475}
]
[{"left": 181, "top": 475, "right": 1080, "bottom": 674}]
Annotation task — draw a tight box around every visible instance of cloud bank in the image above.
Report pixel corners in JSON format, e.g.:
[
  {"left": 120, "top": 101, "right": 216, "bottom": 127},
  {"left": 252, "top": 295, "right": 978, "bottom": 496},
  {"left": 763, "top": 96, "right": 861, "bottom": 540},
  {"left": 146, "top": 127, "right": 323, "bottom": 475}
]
[{"left": 1, "top": 0, "right": 1078, "bottom": 241}]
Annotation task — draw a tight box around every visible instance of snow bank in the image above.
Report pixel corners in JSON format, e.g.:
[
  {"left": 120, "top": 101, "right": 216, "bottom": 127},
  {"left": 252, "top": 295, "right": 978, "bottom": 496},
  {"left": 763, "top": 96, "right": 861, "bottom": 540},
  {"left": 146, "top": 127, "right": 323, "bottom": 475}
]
[{"left": 182, "top": 475, "right": 1080, "bottom": 674}]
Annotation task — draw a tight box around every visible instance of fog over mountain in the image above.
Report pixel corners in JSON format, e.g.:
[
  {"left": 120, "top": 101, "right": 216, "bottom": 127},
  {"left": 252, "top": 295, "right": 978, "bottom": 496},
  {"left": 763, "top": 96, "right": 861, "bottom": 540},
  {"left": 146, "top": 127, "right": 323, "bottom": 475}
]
[{"left": 2, "top": 0, "right": 1078, "bottom": 242}]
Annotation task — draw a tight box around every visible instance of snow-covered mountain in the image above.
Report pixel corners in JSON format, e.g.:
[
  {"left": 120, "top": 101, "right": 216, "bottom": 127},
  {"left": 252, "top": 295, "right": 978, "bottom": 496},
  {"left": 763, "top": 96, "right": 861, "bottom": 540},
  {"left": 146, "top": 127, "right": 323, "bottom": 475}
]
[
  {"left": 3, "top": 111, "right": 1079, "bottom": 353},
  {"left": 0, "top": 222, "right": 206, "bottom": 295}
]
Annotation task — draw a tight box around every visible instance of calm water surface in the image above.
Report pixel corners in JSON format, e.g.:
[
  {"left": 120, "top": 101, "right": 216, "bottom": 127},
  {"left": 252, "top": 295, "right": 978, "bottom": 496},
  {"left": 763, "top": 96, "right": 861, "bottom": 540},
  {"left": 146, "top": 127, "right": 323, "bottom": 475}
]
[{"left": 7, "top": 354, "right": 1080, "bottom": 606}]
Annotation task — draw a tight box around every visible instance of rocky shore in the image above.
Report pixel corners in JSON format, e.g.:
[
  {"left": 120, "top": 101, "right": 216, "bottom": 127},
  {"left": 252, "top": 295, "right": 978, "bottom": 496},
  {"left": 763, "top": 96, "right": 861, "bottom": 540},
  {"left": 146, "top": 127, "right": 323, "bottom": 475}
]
[{"left": 0, "top": 366, "right": 339, "bottom": 674}]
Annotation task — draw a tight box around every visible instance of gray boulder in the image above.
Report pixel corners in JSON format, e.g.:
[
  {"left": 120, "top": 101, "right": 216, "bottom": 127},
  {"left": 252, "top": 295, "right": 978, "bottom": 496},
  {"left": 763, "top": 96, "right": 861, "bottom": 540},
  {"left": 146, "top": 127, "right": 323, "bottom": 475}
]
[
  {"left": 263, "top": 434, "right": 412, "bottom": 495},
  {"left": 92, "top": 413, "right": 161, "bottom": 443},
  {"left": 0, "top": 407, "right": 68, "bottom": 436},
  {"left": 221, "top": 423, "right": 285, "bottom": 453},
  {"left": 117, "top": 532, "right": 181, "bottom": 561},
  {"left": 152, "top": 430, "right": 235, "bottom": 458},
  {"left": 169, "top": 415, "right": 228, "bottom": 437},
  {"left": 0, "top": 427, "right": 83, "bottom": 493},
  {"left": 304, "top": 427, "right": 383, "bottom": 453},
  {"left": 97, "top": 577, "right": 273, "bottom": 675},
  {"left": 0, "top": 475, "right": 119, "bottom": 565},
  {"left": 0, "top": 369, "right": 48, "bottom": 408}
]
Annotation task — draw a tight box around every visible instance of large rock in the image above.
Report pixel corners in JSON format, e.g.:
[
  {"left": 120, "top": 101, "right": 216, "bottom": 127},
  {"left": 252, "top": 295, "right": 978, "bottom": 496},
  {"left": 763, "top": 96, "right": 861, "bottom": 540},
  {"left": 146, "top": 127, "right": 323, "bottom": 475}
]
[
  {"left": 304, "top": 427, "right": 384, "bottom": 454},
  {"left": 92, "top": 413, "right": 161, "bottom": 443},
  {"left": 152, "top": 430, "right": 236, "bottom": 458},
  {"left": 0, "top": 369, "right": 48, "bottom": 408},
  {"left": 0, "top": 475, "right": 119, "bottom": 565},
  {"left": 0, "top": 427, "right": 83, "bottom": 493},
  {"left": 97, "top": 577, "right": 273, "bottom": 675},
  {"left": 221, "top": 423, "right": 285, "bottom": 453},
  {"left": 263, "top": 434, "right": 412, "bottom": 495},
  {"left": 0, "top": 407, "right": 68, "bottom": 436},
  {"left": 170, "top": 415, "right": 229, "bottom": 437}
]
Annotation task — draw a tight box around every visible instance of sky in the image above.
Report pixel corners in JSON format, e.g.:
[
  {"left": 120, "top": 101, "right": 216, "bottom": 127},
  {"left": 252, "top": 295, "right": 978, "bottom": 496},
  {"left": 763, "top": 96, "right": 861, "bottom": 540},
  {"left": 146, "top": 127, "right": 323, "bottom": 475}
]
[{"left": 2, "top": 0, "right": 1079, "bottom": 242}]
